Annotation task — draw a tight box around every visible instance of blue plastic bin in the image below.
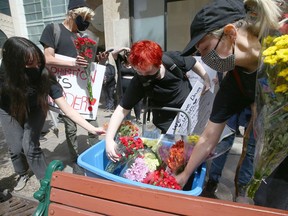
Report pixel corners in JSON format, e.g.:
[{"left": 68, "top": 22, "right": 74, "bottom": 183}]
[{"left": 78, "top": 139, "right": 206, "bottom": 196}]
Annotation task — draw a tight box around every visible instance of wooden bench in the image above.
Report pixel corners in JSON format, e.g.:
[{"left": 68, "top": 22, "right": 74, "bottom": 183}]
[{"left": 33, "top": 160, "right": 288, "bottom": 216}]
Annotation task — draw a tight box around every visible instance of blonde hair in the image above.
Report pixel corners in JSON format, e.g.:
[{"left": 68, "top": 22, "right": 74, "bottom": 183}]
[
  {"left": 244, "top": 0, "right": 283, "bottom": 37},
  {"left": 68, "top": 6, "right": 95, "bottom": 21},
  {"left": 211, "top": 0, "right": 283, "bottom": 39}
]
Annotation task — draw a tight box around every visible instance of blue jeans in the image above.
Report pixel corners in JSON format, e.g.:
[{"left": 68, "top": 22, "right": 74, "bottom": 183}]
[
  {"left": 209, "top": 129, "right": 255, "bottom": 186},
  {"left": 0, "top": 108, "right": 47, "bottom": 179}
]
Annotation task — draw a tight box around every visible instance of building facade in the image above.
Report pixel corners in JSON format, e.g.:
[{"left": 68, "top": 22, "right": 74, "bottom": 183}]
[{"left": 0, "top": 0, "right": 211, "bottom": 57}]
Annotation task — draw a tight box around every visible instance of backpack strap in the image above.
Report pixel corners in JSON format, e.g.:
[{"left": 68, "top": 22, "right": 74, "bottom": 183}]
[
  {"left": 53, "top": 23, "right": 61, "bottom": 50},
  {"left": 162, "top": 53, "right": 185, "bottom": 79}
]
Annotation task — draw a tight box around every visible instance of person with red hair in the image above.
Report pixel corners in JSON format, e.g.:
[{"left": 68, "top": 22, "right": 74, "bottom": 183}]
[{"left": 105, "top": 40, "right": 211, "bottom": 162}]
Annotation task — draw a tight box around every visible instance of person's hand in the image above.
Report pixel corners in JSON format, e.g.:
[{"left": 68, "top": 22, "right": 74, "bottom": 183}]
[
  {"left": 92, "top": 127, "right": 106, "bottom": 135},
  {"left": 97, "top": 52, "right": 109, "bottom": 65},
  {"left": 202, "top": 79, "right": 211, "bottom": 95},
  {"left": 174, "top": 171, "right": 190, "bottom": 188},
  {"left": 75, "top": 55, "right": 88, "bottom": 67},
  {"left": 106, "top": 140, "right": 120, "bottom": 162}
]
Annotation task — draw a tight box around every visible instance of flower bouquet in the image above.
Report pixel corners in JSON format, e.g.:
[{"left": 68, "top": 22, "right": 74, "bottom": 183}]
[
  {"left": 105, "top": 136, "right": 144, "bottom": 175},
  {"left": 116, "top": 120, "right": 139, "bottom": 138},
  {"left": 142, "top": 169, "right": 181, "bottom": 190},
  {"left": 120, "top": 148, "right": 160, "bottom": 182},
  {"left": 74, "top": 36, "right": 97, "bottom": 111},
  {"left": 247, "top": 33, "right": 288, "bottom": 199},
  {"left": 184, "top": 134, "right": 200, "bottom": 162}
]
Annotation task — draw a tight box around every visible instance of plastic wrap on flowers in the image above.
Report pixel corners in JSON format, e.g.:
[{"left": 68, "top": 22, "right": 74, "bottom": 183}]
[
  {"left": 142, "top": 169, "right": 181, "bottom": 190},
  {"left": 157, "top": 139, "right": 186, "bottom": 175},
  {"left": 183, "top": 134, "right": 199, "bottom": 162},
  {"left": 105, "top": 136, "right": 144, "bottom": 175},
  {"left": 115, "top": 121, "right": 139, "bottom": 140},
  {"left": 74, "top": 37, "right": 97, "bottom": 105},
  {"left": 247, "top": 33, "right": 288, "bottom": 199},
  {"left": 120, "top": 148, "right": 160, "bottom": 182}
]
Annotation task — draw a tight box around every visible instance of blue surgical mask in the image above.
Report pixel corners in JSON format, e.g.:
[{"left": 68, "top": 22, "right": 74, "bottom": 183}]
[
  {"left": 201, "top": 34, "right": 235, "bottom": 72},
  {"left": 75, "top": 15, "right": 90, "bottom": 31}
]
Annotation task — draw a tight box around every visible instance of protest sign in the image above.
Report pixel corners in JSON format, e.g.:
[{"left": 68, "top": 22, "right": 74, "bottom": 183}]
[{"left": 46, "top": 54, "right": 105, "bottom": 120}]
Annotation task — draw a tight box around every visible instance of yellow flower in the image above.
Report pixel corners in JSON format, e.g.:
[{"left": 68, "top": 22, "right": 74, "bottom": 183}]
[
  {"left": 275, "top": 39, "right": 288, "bottom": 48},
  {"left": 273, "top": 35, "right": 288, "bottom": 44},
  {"left": 263, "top": 55, "right": 278, "bottom": 65},
  {"left": 262, "top": 46, "right": 278, "bottom": 56},
  {"left": 187, "top": 135, "right": 200, "bottom": 144},
  {"left": 278, "top": 68, "right": 288, "bottom": 78},
  {"left": 276, "top": 49, "right": 288, "bottom": 63},
  {"left": 263, "top": 35, "right": 276, "bottom": 47},
  {"left": 275, "top": 84, "right": 288, "bottom": 93}
]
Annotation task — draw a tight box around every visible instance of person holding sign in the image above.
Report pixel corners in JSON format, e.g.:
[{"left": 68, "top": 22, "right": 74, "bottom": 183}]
[
  {"left": 176, "top": 0, "right": 287, "bottom": 209},
  {"left": 0, "top": 37, "right": 105, "bottom": 190},
  {"left": 40, "top": 0, "right": 107, "bottom": 174},
  {"left": 105, "top": 40, "right": 211, "bottom": 162}
]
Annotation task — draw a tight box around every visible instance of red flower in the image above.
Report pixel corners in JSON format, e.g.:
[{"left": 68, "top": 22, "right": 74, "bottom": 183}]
[
  {"left": 142, "top": 169, "right": 181, "bottom": 190},
  {"left": 74, "top": 37, "right": 97, "bottom": 104},
  {"left": 119, "top": 136, "right": 144, "bottom": 157},
  {"left": 89, "top": 98, "right": 96, "bottom": 105}
]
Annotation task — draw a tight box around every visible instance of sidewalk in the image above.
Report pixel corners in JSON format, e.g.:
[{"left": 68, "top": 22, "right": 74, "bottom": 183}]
[{"left": 0, "top": 103, "right": 243, "bottom": 202}]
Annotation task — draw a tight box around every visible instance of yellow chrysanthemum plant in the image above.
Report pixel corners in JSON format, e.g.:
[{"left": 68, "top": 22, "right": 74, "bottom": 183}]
[
  {"left": 247, "top": 33, "right": 288, "bottom": 199},
  {"left": 262, "top": 35, "right": 288, "bottom": 95}
]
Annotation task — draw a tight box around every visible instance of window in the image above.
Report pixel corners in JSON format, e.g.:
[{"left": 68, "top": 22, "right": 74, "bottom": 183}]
[{"left": 0, "top": 0, "right": 11, "bottom": 16}]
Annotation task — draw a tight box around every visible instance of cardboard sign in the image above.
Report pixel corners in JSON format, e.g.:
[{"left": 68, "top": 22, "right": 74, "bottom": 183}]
[
  {"left": 46, "top": 54, "right": 106, "bottom": 120},
  {"left": 167, "top": 57, "right": 233, "bottom": 140}
]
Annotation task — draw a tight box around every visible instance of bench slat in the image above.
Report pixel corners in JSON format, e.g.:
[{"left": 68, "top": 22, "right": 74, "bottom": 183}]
[
  {"left": 49, "top": 203, "right": 103, "bottom": 216},
  {"left": 50, "top": 172, "right": 288, "bottom": 216},
  {"left": 50, "top": 188, "right": 175, "bottom": 216}
]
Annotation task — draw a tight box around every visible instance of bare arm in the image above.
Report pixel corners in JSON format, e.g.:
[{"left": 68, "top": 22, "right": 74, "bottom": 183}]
[
  {"left": 54, "top": 96, "right": 105, "bottom": 135},
  {"left": 192, "top": 61, "right": 211, "bottom": 94},
  {"left": 111, "top": 47, "right": 130, "bottom": 60},
  {"left": 44, "top": 46, "right": 88, "bottom": 67},
  {"left": 105, "top": 105, "right": 131, "bottom": 161},
  {"left": 175, "top": 120, "right": 226, "bottom": 187}
]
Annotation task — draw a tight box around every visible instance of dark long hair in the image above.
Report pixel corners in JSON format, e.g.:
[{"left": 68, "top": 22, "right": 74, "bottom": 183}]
[{"left": 1, "top": 37, "right": 57, "bottom": 125}]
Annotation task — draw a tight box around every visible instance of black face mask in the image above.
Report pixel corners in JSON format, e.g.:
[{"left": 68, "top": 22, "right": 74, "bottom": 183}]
[
  {"left": 25, "top": 68, "right": 42, "bottom": 83},
  {"left": 75, "top": 15, "right": 90, "bottom": 31},
  {"left": 138, "top": 69, "right": 160, "bottom": 87}
]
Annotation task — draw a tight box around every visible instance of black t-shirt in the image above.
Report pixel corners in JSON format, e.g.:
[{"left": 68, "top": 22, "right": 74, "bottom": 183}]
[
  {"left": 120, "top": 52, "right": 196, "bottom": 132},
  {"left": 0, "top": 64, "right": 63, "bottom": 114},
  {"left": 210, "top": 66, "right": 256, "bottom": 123},
  {"left": 40, "top": 23, "right": 78, "bottom": 58}
]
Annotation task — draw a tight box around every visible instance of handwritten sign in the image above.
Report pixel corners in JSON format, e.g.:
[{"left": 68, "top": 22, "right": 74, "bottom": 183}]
[
  {"left": 46, "top": 54, "right": 106, "bottom": 120},
  {"left": 167, "top": 57, "right": 233, "bottom": 141}
]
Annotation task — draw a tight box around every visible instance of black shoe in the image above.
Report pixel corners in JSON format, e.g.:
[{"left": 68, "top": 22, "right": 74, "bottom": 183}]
[
  {"left": 0, "top": 189, "right": 12, "bottom": 203},
  {"left": 201, "top": 179, "right": 218, "bottom": 198},
  {"left": 72, "top": 163, "right": 85, "bottom": 176}
]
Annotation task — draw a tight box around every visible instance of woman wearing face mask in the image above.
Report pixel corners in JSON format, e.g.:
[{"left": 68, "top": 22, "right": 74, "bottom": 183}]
[
  {"left": 176, "top": 0, "right": 286, "bottom": 206},
  {"left": 0, "top": 37, "right": 105, "bottom": 190},
  {"left": 105, "top": 40, "right": 211, "bottom": 162}
]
